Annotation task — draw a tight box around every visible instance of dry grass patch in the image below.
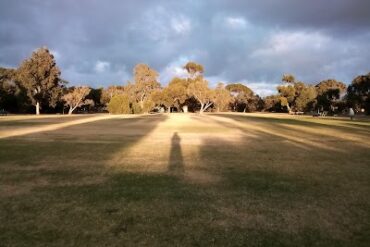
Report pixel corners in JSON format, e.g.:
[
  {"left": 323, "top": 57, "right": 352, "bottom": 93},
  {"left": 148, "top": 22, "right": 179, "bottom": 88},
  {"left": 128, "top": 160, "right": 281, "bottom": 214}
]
[{"left": 0, "top": 113, "right": 369, "bottom": 246}]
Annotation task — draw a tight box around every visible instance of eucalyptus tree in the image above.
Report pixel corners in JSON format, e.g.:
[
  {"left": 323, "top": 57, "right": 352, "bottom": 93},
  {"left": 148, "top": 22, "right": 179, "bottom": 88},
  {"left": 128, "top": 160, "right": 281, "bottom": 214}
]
[
  {"left": 17, "top": 47, "right": 63, "bottom": 115},
  {"left": 347, "top": 72, "right": 370, "bottom": 113},
  {"left": 62, "top": 86, "right": 93, "bottom": 114}
]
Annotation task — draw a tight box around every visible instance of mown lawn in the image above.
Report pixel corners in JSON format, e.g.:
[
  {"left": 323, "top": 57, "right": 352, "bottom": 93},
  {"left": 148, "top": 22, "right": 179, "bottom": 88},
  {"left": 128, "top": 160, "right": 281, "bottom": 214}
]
[{"left": 0, "top": 113, "right": 369, "bottom": 246}]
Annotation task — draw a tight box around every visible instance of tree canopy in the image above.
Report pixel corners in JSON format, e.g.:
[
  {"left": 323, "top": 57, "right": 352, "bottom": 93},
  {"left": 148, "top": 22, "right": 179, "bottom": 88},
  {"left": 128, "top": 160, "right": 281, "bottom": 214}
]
[
  {"left": 16, "top": 47, "right": 63, "bottom": 114},
  {"left": 347, "top": 73, "right": 370, "bottom": 113},
  {"left": 315, "top": 79, "right": 346, "bottom": 111},
  {"left": 62, "top": 86, "right": 93, "bottom": 114},
  {"left": 2, "top": 47, "right": 369, "bottom": 116}
]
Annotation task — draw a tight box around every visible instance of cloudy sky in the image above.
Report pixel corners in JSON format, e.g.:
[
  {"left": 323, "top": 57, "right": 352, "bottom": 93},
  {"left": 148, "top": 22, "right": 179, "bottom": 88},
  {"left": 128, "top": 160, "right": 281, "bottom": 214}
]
[{"left": 1, "top": 0, "right": 369, "bottom": 95}]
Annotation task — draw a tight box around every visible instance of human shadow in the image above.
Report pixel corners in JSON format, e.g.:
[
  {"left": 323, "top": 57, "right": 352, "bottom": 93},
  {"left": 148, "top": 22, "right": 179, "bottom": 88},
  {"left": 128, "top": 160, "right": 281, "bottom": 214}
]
[{"left": 168, "top": 132, "right": 184, "bottom": 176}]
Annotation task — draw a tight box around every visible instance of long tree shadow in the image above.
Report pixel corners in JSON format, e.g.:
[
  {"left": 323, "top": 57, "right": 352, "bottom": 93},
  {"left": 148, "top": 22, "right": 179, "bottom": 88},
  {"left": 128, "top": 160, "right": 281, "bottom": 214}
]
[
  {"left": 190, "top": 114, "right": 370, "bottom": 246},
  {"left": 0, "top": 114, "right": 169, "bottom": 190},
  {"left": 1, "top": 114, "right": 369, "bottom": 246},
  {"left": 168, "top": 132, "right": 184, "bottom": 176},
  {"left": 216, "top": 113, "right": 370, "bottom": 135},
  {"left": 195, "top": 114, "right": 370, "bottom": 152}
]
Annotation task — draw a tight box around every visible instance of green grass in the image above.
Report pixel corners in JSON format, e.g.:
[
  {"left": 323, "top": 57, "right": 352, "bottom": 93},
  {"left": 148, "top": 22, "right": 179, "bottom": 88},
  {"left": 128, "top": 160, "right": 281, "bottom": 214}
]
[{"left": 0, "top": 113, "right": 369, "bottom": 246}]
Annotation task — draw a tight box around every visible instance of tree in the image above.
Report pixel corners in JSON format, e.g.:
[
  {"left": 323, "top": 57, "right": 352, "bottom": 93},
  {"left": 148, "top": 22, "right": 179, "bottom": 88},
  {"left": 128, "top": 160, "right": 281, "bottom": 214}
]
[
  {"left": 282, "top": 74, "right": 296, "bottom": 84},
  {"left": 187, "top": 78, "right": 214, "bottom": 113},
  {"left": 225, "top": 83, "right": 258, "bottom": 112},
  {"left": 277, "top": 85, "right": 295, "bottom": 112},
  {"left": 17, "top": 47, "right": 63, "bottom": 115},
  {"left": 128, "top": 64, "right": 160, "bottom": 111},
  {"left": 101, "top": 85, "right": 125, "bottom": 106},
  {"left": 214, "top": 83, "right": 233, "bottom": 112},
  {"left": 277, "top": 74, "right": 315, "bottom": 112},
  {"left": 86, "top": 88, "right": 103, "bottom": 112},
  {"left": 62, "top": 86, "right": 93, "bottom": 114},
  {"left": 167, "top": 77, "right": 191, "bottom": 112},
  {"left": 150, "top": 88, "right": 173, "bottom": 113},
  {"left": 0, "top": 67, "right": 20, "bottom": 112},
  {"left": 315, "top": 79, "right": 346, "bottom": 112},
  {"left": 294, "top": 86, "right": 317, "bottom": 111},
  {"left": 263, "top": 95, "right": 282, "bottom": 112},
  {"left": 347, "top": 72, "right": 370, "bottom": 114},
  {"left": 184, "top": 62, "right": 204, "bottom": 79}
]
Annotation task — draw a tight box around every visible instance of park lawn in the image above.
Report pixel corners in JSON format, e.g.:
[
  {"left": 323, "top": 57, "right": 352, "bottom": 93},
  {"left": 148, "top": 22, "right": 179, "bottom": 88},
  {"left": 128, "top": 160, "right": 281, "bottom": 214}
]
[{"left": 0, "top": 113, "right": 369, "bottom": 246}]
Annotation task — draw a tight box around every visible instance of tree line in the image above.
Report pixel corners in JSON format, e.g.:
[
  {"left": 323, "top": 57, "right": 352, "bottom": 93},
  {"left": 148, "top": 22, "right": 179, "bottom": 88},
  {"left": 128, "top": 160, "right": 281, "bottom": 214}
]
[{"left": 0, "top": 47, "right": 369, "bottom": 115}]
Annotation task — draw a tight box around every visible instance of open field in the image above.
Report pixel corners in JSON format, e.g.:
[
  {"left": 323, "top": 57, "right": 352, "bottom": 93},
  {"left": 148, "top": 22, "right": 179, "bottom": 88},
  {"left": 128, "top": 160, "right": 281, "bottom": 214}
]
[{"left": 0, "top": 113, "right": 370, "bottom": 246}]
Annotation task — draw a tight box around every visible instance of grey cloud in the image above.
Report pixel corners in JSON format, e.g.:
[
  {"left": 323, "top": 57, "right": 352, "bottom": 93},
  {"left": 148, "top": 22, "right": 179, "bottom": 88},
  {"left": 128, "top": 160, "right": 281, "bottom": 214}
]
[{"left": 0, "top": 0, "right": 369, "bottom": 95}]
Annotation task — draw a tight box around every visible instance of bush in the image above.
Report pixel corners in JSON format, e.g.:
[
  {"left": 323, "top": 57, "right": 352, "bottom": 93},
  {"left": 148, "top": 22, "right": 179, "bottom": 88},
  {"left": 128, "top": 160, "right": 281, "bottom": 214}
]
[
  {"left": 142, "top": 100, "right": 154, "bottom": 113},
  {"left": 107, "top": 94, "right": 131, "bottom": 114},
  {"left": 131, "top": 102, "right": 142, "bottom": 114}
]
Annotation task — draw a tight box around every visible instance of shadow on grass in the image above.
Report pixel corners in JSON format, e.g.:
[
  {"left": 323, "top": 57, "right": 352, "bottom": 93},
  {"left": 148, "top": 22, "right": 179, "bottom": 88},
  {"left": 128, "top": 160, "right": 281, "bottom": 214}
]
[
  {"left": 194, "top": 114, "right": 370, "bottom": 152},
  {"left": 218, "top": 113, "right": 370, "bottom": 134},
  {"left": 1, "top": 114, "right": 369, "bottom": 246},
  {"left": 0, "top": 114, "right": 168, "bottom": 187},
  {"left": 0, "top": 171, "right": 348, "bottom": 247}
]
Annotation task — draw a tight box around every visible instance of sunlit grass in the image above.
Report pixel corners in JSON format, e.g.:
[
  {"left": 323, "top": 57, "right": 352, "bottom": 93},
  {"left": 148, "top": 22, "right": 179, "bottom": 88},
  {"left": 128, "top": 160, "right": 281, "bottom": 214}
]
[{"left": 0, "top": 113, "right": 369, "bottom": 246}]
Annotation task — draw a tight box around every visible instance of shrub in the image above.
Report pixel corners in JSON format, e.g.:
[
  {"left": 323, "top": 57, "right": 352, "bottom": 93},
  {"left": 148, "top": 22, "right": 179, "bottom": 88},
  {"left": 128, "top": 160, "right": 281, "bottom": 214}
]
[
  {"left": 107, "top": 94, "right": 131, "bottom": 114},
  {"left": 131, "top": 102, "right": 142, "bottom": 114},
  {"left": 143, "top": 100, "right": 155, "bottom": 113}
]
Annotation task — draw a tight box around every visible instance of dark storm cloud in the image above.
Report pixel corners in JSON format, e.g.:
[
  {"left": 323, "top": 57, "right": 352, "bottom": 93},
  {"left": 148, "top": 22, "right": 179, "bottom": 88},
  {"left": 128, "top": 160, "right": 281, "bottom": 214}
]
[{"left": 0, "top": 0, "right": 369, "bottom": 95}]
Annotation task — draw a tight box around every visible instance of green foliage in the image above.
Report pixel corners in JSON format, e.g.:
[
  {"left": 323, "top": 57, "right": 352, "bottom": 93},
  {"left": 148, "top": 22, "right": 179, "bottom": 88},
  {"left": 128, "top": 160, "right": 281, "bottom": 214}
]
[
  {"left": 128, "top": 64, "right": 160, "bottom": 112},
  {"left": 295, "top": 86, "right": 317, "bottom": 111},
  {"left": 86, "top": 88, "right": 103, "bottom": 109},
  {"left": 282, "top": 74, "right": 296, "bottom": 84},
  {"left": 107, "top": 94, "right": 131, "bottom": 114},
  {"left": 62, "top": 86, "right": 93, "bottom": 114},
  {"left": 187, "top": 77, "right": 214, "bottom": 112},
  {"left": 214, "top": 83, "right": 233, "bottom": 112},
  {"left": 16, "top": 47, "right": 63, "bottom": 114},
  {"left": 316, "top": 79, "right": 346, "bottom": 112},
  {"left": 142, "top": 100, "right": 154, "bottom": 113},
  {"left": 4, "top": 49, "right": 369, "bottom": 115},
  {"left": 277, "top": 75, "right": 317, "bottom": 112},
  {"left": 0, "top": 67, "right": 22, "bottom": 112},
  {"left": 263, "top": 95, "right": 282, "bottom": 112},
  {"left": 277, "top": 85, "right": 295, "bottom": 103},
  {"left": 183, "top": 62, "right": 204, "bottom": 78},
  {"left": 347, "top": 72, "right": 370, "bottom": 114},
  {"left": 131, "top": 102, "right": 142, "bottom": 114},
  {"left": 226, "top": 83, "right": 259, "bottom": 112},
  {"left": 225, "top": 83, "right": 253, "bottom": 96},
  {"left": 101, "top": 86, "right": 125, "bottom": 106},
  {"left": 166, "top": 77, "right": 189, "bottom": 109}
]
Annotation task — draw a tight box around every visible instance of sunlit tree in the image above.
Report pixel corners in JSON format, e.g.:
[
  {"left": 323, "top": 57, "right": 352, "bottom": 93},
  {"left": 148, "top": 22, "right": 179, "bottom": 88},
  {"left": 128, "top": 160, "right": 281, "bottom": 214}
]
[
  {"left": 315, "top": 79, "right": 346, "bottom": 112},
  {"left": 62, "top": 86, "right": 93, "bottom": 114},
  {"left": 214, "top": 83, "right": 233, "bottom": 112},
  {"left": 184, "top": 61, "right": 204, "bottom": 79},
  {"left": 187, "top": 78, "right": 214, "bottom": 113},
  {"left": 17, "top": 47, "right": 63, "bottom": 115},
  {"left": 128, "top": 64, "right": 160, "bottom": 112}
]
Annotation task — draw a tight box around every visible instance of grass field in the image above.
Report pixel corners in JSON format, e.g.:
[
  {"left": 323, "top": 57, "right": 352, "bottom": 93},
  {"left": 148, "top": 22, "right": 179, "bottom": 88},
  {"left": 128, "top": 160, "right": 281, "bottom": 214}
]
[{"left": 0, "top": 113, "right": 369, "bottom": 246}]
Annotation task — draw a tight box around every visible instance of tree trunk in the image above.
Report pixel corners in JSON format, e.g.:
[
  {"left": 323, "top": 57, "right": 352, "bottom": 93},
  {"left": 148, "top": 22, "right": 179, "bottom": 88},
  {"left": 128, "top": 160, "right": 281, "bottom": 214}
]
[
  {"left": 182, "top": 105, "right": 188, "bottom": 113},
  {"left": 167, "top": 107, "right": 171, "bottom": 113},
  {"left": 199, "top": 103, "right": 204, "bottom": 113},
  {"left": 287, "top": 103, "right": 291, "bottom": 113},
  {"left": 68, "top": 107, "right": 74, "bottom": 115},
  {"left": 243, "top": 106, "right": 247, "bottom": 113},
  {"left": 36, "top": 101, "right": 40, "bottom": 115},
  {"left": 203, "top": 102, "right": 213, "bottom": 112}
]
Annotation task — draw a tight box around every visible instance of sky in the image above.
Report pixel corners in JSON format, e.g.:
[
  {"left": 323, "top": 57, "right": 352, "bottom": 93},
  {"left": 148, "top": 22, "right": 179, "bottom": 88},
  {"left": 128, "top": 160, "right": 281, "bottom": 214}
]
[{"left": 0, "top": 0, "right": 369, "bottom": 96}]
